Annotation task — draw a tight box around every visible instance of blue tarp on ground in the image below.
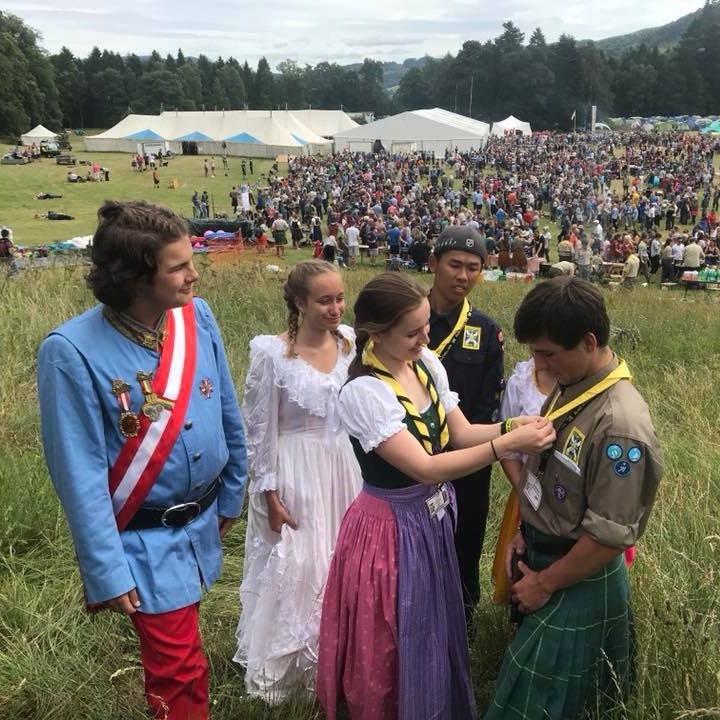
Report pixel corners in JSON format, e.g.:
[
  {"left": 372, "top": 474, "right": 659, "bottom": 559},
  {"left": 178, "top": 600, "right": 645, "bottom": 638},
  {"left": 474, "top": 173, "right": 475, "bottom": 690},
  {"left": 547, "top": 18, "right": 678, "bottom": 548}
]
[
  {"left": 125, "top": 129, "right": 164, "bottom": 141},
  {"left": 224, "top": 132, "right": 263, "bottom": 144}
]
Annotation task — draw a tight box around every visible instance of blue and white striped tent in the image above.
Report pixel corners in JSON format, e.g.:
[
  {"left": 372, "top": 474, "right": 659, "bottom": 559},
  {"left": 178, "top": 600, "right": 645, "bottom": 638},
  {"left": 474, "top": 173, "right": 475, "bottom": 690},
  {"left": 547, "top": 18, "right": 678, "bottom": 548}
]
[{"left": 84, "top": 110, "right": 349, "bottom": 157}]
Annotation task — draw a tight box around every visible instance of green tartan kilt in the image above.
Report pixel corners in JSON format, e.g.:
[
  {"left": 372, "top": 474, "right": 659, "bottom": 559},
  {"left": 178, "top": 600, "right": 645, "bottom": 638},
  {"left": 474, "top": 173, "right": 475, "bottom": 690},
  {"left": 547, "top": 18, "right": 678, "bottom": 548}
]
[{"left": 484, "top": 525, "right": 634, "bottom": 720}]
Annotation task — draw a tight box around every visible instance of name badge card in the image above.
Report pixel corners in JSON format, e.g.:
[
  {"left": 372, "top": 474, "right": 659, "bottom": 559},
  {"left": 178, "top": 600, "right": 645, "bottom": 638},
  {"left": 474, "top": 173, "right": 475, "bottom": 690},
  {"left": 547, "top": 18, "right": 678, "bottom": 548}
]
[
  {"left": 426, "top": 485, "right": 450, "bottom": 521},
  {"left": 523, "top": 472, "right": 543, "bottom": 511}
]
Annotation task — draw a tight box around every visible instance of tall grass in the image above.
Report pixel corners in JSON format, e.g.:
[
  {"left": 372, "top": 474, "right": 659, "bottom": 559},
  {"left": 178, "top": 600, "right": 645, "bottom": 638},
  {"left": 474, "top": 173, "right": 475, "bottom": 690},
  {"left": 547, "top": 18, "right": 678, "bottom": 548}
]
[{"left": 0, "top": 258, "right": 718, "bottom": 719}]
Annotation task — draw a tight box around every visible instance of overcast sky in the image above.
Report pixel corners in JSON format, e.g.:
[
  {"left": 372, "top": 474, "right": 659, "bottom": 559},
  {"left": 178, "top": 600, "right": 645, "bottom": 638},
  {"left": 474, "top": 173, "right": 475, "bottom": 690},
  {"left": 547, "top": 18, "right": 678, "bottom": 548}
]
[{"left": 7, "top": 0, "right": 704, "bottom": 68}]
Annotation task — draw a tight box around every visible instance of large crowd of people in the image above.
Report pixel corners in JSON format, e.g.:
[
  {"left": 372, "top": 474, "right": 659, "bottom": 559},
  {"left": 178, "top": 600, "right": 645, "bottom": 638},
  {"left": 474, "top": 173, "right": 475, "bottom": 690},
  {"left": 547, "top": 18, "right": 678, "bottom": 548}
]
[
  {"left": 229, "top": 131, "right": 718, "bottom": 283},
  {"left": 28, "top": 126, "right": 720, "bottom": 720}
]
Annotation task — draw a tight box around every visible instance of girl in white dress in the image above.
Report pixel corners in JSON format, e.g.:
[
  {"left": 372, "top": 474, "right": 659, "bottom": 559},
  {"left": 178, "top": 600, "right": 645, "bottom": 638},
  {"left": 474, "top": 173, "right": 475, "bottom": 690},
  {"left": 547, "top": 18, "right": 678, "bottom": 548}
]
[{"left": 234, "top": 260, "right": 363, "bottom": 702}]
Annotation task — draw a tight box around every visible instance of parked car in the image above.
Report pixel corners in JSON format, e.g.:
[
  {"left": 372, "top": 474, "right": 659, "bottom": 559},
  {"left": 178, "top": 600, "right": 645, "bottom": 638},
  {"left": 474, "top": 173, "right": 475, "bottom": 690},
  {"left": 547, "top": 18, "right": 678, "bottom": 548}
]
[{"left": 1, "top": 153, "right": 30, "bottom": 165}]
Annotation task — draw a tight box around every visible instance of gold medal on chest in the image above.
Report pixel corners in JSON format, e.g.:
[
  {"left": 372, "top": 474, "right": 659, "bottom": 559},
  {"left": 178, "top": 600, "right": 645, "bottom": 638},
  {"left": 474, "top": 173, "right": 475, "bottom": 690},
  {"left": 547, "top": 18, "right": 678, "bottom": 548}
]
[
  {"left": 111, "top": 379, "right": 140, "bottom": 438},
  {"left": 136, "top": 371, "right": 174, "bottom": 421}
]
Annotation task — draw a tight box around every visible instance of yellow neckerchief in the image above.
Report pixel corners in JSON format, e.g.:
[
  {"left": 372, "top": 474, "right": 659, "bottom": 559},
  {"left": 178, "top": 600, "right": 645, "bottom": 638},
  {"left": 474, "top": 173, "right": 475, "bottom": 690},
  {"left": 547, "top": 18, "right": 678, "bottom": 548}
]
[
  {"left": 544, "top": 359, "right": 632, "bottom": 422},
  {"left": 362, "top": 340, "right": 450, "bottom": 454},
  {"left": 430, "top": 297, "right": 471, "bottom": 360}
]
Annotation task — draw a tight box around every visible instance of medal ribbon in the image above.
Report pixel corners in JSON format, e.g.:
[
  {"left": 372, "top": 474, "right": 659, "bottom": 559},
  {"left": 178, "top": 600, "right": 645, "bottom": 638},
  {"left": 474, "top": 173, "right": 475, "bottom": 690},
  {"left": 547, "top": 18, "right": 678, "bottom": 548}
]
[
  {"left": 108, "top": 302, "right": 198, "bottom": 531},
  {"left": 430, "top": 297, "right": 471, "bottom": 360},
  {"left": 362, "top": 340, "right": 450, "bottom": 454}
]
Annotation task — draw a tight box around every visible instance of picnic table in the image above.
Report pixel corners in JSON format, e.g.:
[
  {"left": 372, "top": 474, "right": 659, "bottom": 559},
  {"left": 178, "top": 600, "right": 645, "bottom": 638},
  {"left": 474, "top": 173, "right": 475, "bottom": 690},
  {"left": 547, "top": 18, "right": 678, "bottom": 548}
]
[
  {"left": 681, "top": 277, "right": 720, "bottom": 299},
  {"left": 600, "top": 262, "right": 625, "bottom": 280}
]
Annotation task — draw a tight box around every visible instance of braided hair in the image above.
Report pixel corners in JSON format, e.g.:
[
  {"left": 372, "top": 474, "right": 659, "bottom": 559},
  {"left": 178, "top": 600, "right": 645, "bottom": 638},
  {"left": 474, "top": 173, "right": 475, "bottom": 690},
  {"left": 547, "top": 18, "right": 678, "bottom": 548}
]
[{"left": 282, "top": 260, "right": 351, "bottom": 357}]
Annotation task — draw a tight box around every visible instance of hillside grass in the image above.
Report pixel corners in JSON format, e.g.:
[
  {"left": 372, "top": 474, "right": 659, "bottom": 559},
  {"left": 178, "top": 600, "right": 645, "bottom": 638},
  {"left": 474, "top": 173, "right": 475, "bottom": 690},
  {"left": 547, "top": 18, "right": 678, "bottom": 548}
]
[
  {"left": 1, "top": 140, "right": 719, "bottom": 718},
  {"left": 0, "top": 257, "right": 718, "bottom": 719},
  {"left": 0, "top": 133, "right": 280, "bottom": 246}
]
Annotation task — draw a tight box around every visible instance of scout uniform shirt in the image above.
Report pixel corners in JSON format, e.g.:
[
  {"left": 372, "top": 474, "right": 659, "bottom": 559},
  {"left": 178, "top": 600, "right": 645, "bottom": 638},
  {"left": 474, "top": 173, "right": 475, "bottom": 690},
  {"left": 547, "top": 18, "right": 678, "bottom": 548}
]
[
  {"left": 428, "top": 301, "right": 504, "bottom": 425},
  {"left": 518, "top": 355, "right": 663, "bottom": 549}
]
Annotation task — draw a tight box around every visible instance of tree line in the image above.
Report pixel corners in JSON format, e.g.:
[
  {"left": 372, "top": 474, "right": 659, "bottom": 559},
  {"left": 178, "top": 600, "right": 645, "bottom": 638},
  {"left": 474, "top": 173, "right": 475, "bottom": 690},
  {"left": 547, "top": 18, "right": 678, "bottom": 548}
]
[{"left": 1, "top": 1, "right": 719, "bottom": 139}]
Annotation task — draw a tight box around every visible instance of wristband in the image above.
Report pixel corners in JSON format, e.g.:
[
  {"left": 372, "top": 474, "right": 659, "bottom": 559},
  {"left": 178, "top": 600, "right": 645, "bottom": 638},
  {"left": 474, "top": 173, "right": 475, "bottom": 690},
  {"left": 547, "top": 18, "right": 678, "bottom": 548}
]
[
  {"left": 490, "top": 438, "right": 500, "bottom": 462},
  {"left": 501, "top": 417, "right": 513, "bottom": 435}
]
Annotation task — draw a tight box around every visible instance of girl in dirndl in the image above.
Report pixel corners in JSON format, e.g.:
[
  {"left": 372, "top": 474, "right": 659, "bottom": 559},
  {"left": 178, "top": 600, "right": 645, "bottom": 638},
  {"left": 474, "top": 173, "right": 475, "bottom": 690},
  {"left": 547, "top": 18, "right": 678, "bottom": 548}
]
[{"left": 316, "top": 273, "right": 556, "bottom": 720}]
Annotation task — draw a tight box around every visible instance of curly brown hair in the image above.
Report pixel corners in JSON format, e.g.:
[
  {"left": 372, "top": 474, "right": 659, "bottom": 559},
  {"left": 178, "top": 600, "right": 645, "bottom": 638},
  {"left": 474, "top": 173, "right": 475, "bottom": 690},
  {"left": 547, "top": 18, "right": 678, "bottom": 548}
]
[{"left": 86, "top": 200, "right": 189, "bottom": 311}]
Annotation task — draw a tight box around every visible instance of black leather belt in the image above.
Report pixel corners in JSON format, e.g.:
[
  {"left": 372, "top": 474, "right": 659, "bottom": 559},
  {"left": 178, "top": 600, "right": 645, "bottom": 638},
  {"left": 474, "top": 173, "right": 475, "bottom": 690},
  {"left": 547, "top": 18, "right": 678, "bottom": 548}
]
[{"left": 125, "top": 478, "right": 222, "bottom": 531}]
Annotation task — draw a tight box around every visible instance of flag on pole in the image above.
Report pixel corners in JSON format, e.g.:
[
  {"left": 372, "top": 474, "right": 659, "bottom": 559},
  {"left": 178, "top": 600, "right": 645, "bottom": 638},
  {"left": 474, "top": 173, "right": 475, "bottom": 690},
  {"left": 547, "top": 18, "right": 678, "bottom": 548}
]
[{"left": 570, "top": 109, "right": 576, "bottom": 121}]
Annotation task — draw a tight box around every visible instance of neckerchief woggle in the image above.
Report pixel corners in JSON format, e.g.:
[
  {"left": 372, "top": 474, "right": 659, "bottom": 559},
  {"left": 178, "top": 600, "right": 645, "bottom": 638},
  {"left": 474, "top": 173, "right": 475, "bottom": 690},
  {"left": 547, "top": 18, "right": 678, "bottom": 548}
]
[
  {"left": 429, "top": 297, "right": 471, "bottom": 360},
  {"left": 363, "top": 340, "right": 450, "bottom": 454}
]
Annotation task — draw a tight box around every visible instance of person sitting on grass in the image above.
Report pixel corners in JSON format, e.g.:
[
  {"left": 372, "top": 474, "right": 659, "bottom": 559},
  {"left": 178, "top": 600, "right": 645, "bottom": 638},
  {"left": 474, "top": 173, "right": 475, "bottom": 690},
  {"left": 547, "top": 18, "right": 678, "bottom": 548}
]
[{"left": 0, "top": 228, "right": 13, "bottom": 258}]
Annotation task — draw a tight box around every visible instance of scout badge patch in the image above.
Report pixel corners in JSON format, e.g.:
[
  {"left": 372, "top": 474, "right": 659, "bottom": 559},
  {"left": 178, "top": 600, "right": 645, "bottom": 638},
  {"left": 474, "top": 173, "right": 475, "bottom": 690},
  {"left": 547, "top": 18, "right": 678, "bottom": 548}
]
[
  {"left": 462, "top": 325, "right": 481, "bottom": 350},
  {"left": 563, "top": 426, "right": 585, "bottom": 465}
]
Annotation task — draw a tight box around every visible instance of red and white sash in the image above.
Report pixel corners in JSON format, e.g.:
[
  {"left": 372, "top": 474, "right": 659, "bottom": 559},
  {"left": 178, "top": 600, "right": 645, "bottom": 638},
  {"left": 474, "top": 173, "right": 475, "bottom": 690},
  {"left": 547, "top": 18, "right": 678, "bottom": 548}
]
[{"left": 109, "top": 302, "right": 197, "bottom": 531}]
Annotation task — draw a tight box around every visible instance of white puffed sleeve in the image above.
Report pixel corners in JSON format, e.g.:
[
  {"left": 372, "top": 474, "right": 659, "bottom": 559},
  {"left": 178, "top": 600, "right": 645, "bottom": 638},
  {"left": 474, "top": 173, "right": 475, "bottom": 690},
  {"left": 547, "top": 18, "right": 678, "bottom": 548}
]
[
  {"left": 338, "top": 377, "right": 406, "bottom": 453},
  {"left": 501, "top": 368, "right": 524, "bottom": 421},
  {"left": 241, "top": 336, "right": 280, "bottom": 493},
  {"left": 419, "top": 347, "right": 460, "bottom": 413}
]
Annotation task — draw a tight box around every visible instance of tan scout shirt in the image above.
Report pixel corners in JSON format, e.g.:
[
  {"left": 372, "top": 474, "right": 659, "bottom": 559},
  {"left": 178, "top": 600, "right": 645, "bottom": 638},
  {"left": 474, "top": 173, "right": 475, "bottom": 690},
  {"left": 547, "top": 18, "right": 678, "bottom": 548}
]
[{"left": 518, "top": 355, "right": 663, "bottom": 548}]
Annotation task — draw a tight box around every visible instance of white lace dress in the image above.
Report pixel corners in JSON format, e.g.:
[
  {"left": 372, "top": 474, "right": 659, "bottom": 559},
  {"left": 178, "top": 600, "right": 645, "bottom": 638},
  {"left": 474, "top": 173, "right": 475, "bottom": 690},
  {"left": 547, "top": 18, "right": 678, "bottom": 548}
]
[{"left": 234, "top": 326, "right": 363, "bottom": 702}]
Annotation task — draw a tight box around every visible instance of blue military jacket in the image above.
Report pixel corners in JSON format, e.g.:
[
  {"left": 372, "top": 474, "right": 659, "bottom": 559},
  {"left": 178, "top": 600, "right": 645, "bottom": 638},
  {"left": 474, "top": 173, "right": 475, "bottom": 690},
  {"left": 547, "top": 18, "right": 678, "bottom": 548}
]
[{"left": 38, "top": 297, "right": 247, "bottom": 613}]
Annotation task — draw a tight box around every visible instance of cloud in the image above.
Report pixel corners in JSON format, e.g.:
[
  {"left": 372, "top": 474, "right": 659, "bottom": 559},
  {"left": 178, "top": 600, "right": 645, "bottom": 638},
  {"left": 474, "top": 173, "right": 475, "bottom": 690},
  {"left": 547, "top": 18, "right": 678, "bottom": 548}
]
[{"left": 4, "top": 0, "right": 705, "bottom": 64}]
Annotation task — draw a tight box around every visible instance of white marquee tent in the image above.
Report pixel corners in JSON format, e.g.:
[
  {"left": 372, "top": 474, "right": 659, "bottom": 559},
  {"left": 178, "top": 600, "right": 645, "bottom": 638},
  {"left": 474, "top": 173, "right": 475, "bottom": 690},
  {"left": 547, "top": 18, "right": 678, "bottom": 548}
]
[
  {"left": 285, "top": 109, "right": 358, "bottom": 137},
  {"left": 82, "top": 110, "right": 354, "bottom": 157},
  {"left": 489, "top": 115, "right": 532, "bottom": 137},
  {"left": 21, "top": 124, "right": 59, "bottom": 145},
  {"left": 332, "top": 108, "right": 490, "bottom": 154}
]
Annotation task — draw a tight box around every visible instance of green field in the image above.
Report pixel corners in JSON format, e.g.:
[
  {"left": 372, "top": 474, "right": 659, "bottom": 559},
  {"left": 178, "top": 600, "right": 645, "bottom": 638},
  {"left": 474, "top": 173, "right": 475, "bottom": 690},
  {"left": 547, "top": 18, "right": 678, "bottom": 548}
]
[
  {"left": 0, "top": 145, "right": 719, "bottom": 719},
  {"left": 1, "top": 133, "right": 279, "bottom": 246}
]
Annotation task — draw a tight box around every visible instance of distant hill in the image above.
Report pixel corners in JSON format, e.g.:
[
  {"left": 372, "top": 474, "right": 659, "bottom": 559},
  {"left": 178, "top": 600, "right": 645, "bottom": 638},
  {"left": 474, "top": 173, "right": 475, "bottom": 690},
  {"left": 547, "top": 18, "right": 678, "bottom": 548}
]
[
  {"left": 341, "top": 9, "right": 703, "bottom": 92},
  {"left": 584, "top": 8, "right": 702, "bottom": 54}
]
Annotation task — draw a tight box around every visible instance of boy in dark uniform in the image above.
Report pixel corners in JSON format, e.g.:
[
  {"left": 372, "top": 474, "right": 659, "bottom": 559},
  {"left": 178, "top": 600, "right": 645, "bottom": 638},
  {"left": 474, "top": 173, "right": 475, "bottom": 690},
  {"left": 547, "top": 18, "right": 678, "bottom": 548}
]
[{"left": 427, "top": 225, "right": 505, "bottom": 624}]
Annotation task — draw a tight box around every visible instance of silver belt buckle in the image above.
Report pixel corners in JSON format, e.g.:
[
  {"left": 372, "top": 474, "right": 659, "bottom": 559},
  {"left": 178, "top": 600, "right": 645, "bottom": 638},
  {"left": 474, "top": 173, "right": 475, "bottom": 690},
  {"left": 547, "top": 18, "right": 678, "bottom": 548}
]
[
  {"left": 161, "top": 501, "right": 201, "bottom": 528},
  {"left": 425, "top": 484, "right": 450, "bottom": 520}
]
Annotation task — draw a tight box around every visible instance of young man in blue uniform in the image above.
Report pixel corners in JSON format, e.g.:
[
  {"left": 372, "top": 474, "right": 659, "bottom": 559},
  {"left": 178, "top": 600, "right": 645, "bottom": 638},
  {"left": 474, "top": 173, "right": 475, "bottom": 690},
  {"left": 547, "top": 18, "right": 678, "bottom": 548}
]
[
  {"left": 37, "top": 200, "right": 247, "bottom": 720},
  {"left": 427, "top": 225, "right": 505, "bottom": 625}
]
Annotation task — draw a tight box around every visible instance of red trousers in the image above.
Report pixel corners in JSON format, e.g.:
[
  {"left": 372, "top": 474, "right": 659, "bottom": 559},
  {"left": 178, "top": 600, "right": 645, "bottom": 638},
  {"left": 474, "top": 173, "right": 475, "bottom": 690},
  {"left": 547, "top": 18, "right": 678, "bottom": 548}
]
[{"left": 131, "top": 603, "right": 209, "bottom": 720}]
